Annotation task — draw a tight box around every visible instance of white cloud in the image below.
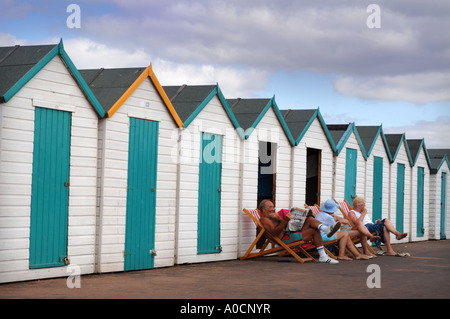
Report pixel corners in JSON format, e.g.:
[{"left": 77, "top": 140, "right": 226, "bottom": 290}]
[
  {"left": 334, "top": 72, "right": 450, "bottom": 104},
  {"left": 384, "top": 117, "right": 450, "bottom": 149},
  {"left": 63, "top": 37, "right": 269, "bottom": 98}
]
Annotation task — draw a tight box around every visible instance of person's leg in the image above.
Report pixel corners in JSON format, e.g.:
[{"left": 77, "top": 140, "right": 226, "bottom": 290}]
[
  {"left": 335, "top": 232, "right": 352, "bottom": 260},
  {"left": 383, "top": 218, "right": 408, "bottom": 240}
]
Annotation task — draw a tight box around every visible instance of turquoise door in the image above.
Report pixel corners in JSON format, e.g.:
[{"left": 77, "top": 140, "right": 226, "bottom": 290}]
[
  {"left": 417, "top": 167, "right": 425, "bottom": 237},
  {"left": 441, "top": 172, "right": 447, "bottom": 239},
  {"left": 198, "top": 132, "right": 222, "bottom": 254},
  {"left": 344, "top": 148, "right": 357, "bottom": 204},
  {"left": 372, "top": 157, "right": 383, "bottom": 222},
  {"left": 124, "top": 118, "right": 159, "bottom": 271},
  {"left": 29, "top": 107, "right": 71, "bottom": 268},
  {"left": 396, "top": 163, "right": 405, "bottom": 233}
]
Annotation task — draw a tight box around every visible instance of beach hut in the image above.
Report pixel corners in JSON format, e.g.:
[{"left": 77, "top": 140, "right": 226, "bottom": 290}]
[
  {"left": 356, "top": 125, "right": 392, "bottom": 222},
  {"left": 428, "top": 149, "right": 450, "bottom": 240},
  {"left": 79, "top": 65, "right": 183, "bottom": 273},
  {"left": 407, "top": 138, "right": 431, "bottom": 242},
  {"left": 327, "top": 123, "right": 367, "bottom": 205},
  {"left": 163, "top": 84, "right": 243, "bottom": 264},
  {"left": 0, "top": 41, "right": 105, "bottom": 283},
  {"left": 281, "top": 108, "right": 336, "bottom": 206},
  {"left": 226, "top": 97, "right": 295, "bottom": 256},
  {"left": 384, "top": 133, "right": 413, "bottom": 244}
]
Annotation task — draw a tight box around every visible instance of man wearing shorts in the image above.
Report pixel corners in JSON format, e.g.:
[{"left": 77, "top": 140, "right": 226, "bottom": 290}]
[{"left": 258, "top": 199, "right": 340, "bottom": 264}]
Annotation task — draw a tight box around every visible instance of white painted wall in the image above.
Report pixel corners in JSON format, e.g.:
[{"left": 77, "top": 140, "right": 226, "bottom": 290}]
[{"left": 0, "top": 56, "right": 99, "bottom": 283}]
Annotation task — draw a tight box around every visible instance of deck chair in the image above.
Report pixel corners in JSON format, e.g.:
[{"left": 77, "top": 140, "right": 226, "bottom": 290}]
[
  {"left": 240, "top": 208, "right": 315, "bottom": 263},
  {"left": 334, "top": 200, "right": 377, "bottom": 255}
]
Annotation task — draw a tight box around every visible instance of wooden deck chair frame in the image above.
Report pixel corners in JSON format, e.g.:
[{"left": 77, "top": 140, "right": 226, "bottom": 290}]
[
  {"left": 240, "top": 208, "right": 315, "bottom": 263},
  {"left": 334, "top": 199, "right": 377, "bottom": 255}
]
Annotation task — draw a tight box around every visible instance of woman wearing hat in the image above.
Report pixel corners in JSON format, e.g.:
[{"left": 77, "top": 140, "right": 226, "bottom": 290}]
[{"left": 316, "top": 199, "right": 371, "bottom": 260}]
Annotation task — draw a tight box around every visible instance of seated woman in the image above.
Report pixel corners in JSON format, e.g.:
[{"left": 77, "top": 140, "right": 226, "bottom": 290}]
[{"left": 348, "top": 197, "right": 408, "bottom": 256}]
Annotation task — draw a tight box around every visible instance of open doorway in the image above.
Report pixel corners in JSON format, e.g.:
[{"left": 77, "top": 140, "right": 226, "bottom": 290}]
[
  {"left": 305, "top": 148, "right": 321, "bottom": 205},
  {"left": 257, "top": 141, "right": 276, "bottom": 208}
]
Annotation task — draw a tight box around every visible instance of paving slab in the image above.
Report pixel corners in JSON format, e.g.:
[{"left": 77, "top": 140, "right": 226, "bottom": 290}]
[{"left": 1, "top": 240, "right": 449, "bottom": 301}]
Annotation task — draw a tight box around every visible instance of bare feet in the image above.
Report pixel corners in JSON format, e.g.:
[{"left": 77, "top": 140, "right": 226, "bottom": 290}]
[
  {"left": 355, "top": 255, "right": 371, "bottom": 260},
  {"left": 396, "top": 233, "right": 408, "bottom": 240},
  {"left": 369, "top": 235, "right": 380, "bottom": 242},
  {"left": 338, "top": 256, "right": 353, "bottom": 261}
]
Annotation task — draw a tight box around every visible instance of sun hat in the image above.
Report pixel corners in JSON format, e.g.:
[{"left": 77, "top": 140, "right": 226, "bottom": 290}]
[{"left": 321, "top": 199, "right": 339, "bottom": 213}]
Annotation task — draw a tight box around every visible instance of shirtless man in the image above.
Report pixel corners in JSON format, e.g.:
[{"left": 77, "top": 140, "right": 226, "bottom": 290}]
[{"left": 258, "top": 199, "right": 340, "bottom": 264}]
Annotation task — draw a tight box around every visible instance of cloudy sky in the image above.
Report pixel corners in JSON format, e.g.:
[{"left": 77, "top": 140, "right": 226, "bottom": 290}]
[{"left": 1, "top": 0, "right": 449, "bottom": 148}]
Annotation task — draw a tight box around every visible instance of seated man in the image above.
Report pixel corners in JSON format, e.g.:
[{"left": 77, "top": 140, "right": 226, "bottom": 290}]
[
  {"left": 316, "top": 199, "right": 370, "bottom": 260},
  {"left": 348, "top": 197, "right": 408, "bottom": 256},
  {"left": 258, "top": 199, "right": 340, "bottom": 264}
]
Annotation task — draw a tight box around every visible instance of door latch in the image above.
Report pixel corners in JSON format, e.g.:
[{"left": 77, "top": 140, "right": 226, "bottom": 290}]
[{"left": 149, "top": 249, "right": 157, "bottom": 256}]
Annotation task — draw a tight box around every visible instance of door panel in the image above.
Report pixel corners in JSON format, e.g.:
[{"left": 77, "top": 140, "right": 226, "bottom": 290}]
[
  {"left": 396, "top": 163, "right": 405, "bottom": 233},
  {"left": 124, "top": 118, "right": 159, "bottom": 271},
  {"left": 344, "top": 148, "right": 357, "bottom": 204},
  {"left": 30, "top": 107, "right": 71, "bottom": 268},
  {"left": 197, "top": 132, "right": 222, "bottom": 254},
  {"left": 372, "top": 157, "right": 383, "bottom": 222}
]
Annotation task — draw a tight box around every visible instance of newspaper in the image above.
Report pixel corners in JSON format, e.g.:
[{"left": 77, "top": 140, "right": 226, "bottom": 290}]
[{"left": 286, "top": 207, "right": 310, "bottom": 232}]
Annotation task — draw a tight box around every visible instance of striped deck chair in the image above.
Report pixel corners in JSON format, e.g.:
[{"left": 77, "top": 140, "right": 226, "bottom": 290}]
[
  {"left": 240, "top": 208, "right": 315, "bottom": 263},
  {"left": 334, "top": 200, "right": 377, "bottom": 255}
]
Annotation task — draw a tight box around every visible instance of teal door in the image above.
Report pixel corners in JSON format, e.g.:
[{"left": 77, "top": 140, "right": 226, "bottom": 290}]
[
  {"left": 29, "top": 107, "right": 71, "bottom": 268},
  {"left": 198, "top": 132, "right": 222, "bottom": 254},
  {"left": 417, "top": 167, "right": 425, "bottom": 237},
  {"left": 396, "top": 163, "right": 405, "bottom": 233},
  {"left": 441, "top": 172, "right": 447, "bottom": 239},
  {"left": 124, "top": 118, "right": 159, "bottom": 271},
  {"left": 372, "top": 156, "right": 383, "bottom": 222},
  {"left": 344, "top": 148, "right": 357, "bottom": 204}
]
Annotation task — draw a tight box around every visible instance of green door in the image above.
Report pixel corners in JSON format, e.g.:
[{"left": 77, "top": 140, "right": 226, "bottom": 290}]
[
  {"left": 396, "top": 163, "right": 405, "bottom": 233},
  {"left": 29, "top": 107, "right": 71, "bottom": 268},
  {"left": 344, "top": 148, "right": 357, "bottom": 204},
  {"left": 198, "top": 132, "right": 222, "bottom": 254},
  {"left": 417, "top": 167, "right": 425, "bottom": 237},
  {"left": 372, "top": 157, "right": 383, "bottom": 222},
  {"left": 441, "top": 172, "right": 447, "bottom": 239},
  {"left": 124, "top": 118, "right": 159, "bottom": 271}
]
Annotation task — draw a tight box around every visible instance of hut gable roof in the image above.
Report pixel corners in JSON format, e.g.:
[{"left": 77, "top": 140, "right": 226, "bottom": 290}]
[
  {"left": 226, "top": 97, "right": 294, "bottom": 145},
  {"left": 427, "top": 149, "right": 450, "bottom": 174},
  {"left": 281, "top": 108, "right": 336, "bottom": 149},
  {"left": 79, "top": 65, "right": 183, "bottom": 127},
  {"left": 384, "top": 133, "right": 413, "bottom": 165},
  {"left": 356, "top": 125, "right": 392, "bottom": 161},
  {"left": 327, "top": 122, "right": 367, "bottom": 158},
  {"left": 0, "top": 40, "right": 105, "bottom": 118},
  {"left": 164, "top": 84, "right": 243, "bottom": 138},
  {"left": 407, "top": 138, "right": 432, "bottom": 168}
]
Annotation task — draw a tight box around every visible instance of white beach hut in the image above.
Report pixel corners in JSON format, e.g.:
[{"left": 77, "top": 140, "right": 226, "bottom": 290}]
[
  {"left": 384, "top": 133, "right": 413, "bottom": 244},
  {"left": 163, "top": 84, "right": 243, "bottom": 264},
  {"left": 0, "top": 41, "right": 105, "bottom": 283},
  {"left": 226, "top": 97, "right": 295, "bottom": 256},
  {"left": 79, "top": 65, "right": 183, "bottom": 273},
  {"left": 407, "top": 139, "right": 431, "bottom": 242},
  {"left": 427, "top": 149, "right": 450, "bottom": 240},
  {"left": 356, "top": 125, "right": 392, "bottom": 222},
  {"left": 281, "top": 108, "right": 336, "bottom": 206},
  {"left": 327, "top": 123, "right": 367, "bottom": 205}
]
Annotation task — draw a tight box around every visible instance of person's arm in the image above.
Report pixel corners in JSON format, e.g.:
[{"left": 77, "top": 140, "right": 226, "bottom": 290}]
[{"left": 261, "top": 213, "right": 291, "bottom": 238}]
